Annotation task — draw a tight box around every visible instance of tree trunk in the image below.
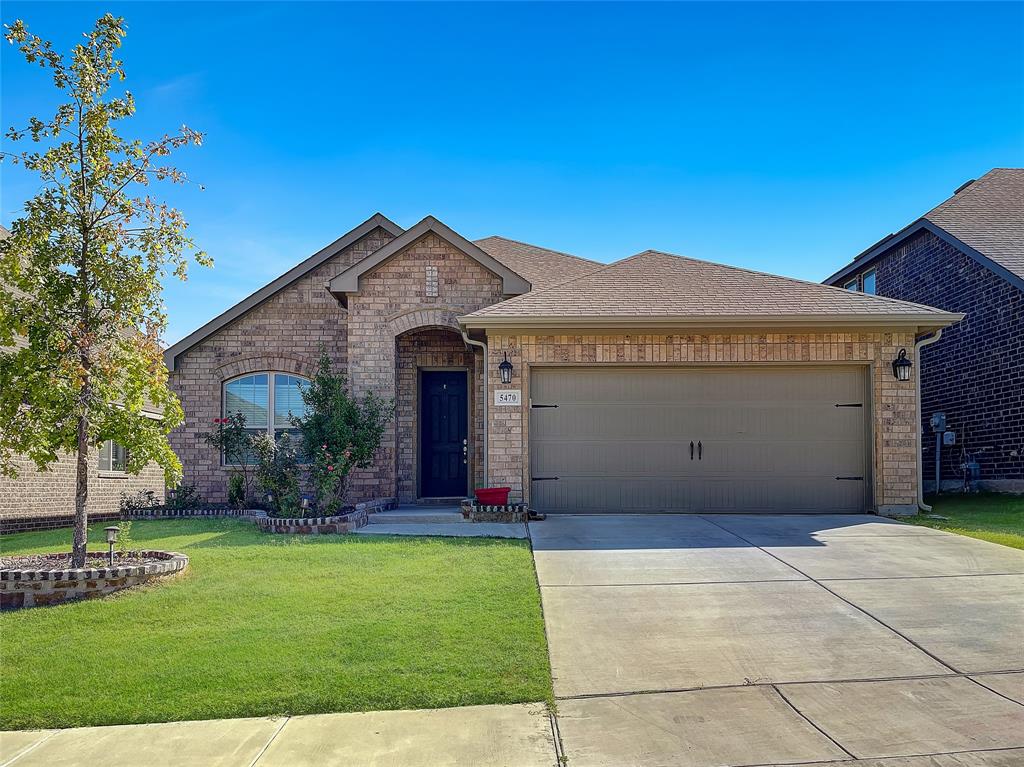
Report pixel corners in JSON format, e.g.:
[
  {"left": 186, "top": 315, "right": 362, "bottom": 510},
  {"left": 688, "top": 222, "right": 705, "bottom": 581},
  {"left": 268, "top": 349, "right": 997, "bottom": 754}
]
[{"left": 72, "top": 409, "right": 90, "bottom": 567}]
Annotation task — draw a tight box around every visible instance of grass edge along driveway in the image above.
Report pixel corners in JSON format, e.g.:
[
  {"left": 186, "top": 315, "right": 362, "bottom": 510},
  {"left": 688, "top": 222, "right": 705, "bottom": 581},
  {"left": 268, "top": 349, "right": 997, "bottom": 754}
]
[
  {"left": 0, "top": 519, "right": 552, "bottom": 730},
  {"left": 906, "top": 492, "right": 1024, "bottom": 550}
]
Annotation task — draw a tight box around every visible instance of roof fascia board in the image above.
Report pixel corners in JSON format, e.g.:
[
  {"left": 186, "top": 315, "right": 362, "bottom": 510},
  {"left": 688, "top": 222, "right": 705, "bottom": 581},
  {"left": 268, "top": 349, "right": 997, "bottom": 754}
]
[
  {"left": 459, "top": 312, "right": 964, "bottom": 332},
  {"left": 164, "top": 213, "right": 403, "bottom": 370},
  {"left": 327, "top": 216, "right": 531, "bottom": 302},
  {"left": 825, "top": 219, "right": 1024, "bottom": 292}
]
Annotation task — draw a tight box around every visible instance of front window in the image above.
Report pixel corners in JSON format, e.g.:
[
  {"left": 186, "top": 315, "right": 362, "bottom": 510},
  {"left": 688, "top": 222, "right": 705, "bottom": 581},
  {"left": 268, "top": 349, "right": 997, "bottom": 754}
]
[
  {"left": 222, "top": 373, "right": 309, "bottom": 463},
  {"left": 862, "top": 269, "right": 876, "bottom": 295},
  {"left": 843, "top": 277, "right": 859, "bottom": 291},
  {"left": 98, "top": 440, "right": 127, "bottom": 473}
]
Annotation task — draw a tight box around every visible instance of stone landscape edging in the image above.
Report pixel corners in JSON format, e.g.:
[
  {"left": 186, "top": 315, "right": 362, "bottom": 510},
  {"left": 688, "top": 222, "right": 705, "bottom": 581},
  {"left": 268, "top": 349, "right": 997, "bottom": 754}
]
[
  {"left": 0, "top": 550, "right": 189, "bottom": 609},
  {"left": 460, "top": 500, "right": 529, "bottom": 523},
  {"left": 124, "top": 497, "right": 396, "bottom": 535}
]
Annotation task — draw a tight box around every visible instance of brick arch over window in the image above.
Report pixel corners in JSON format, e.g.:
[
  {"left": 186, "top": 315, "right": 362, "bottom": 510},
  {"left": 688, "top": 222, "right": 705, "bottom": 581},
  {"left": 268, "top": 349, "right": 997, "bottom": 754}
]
[
  {"left": 215, "top": 354, "right": 315, "bottom": 382},
  {"left": 387, "top": 307, "right": 462, "bottom": 338}
]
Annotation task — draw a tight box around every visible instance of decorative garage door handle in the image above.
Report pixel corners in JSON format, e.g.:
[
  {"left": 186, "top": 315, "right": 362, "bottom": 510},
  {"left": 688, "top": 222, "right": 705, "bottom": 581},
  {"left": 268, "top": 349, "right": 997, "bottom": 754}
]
[
  {"left": 690, "top": 441, "right": 694, "bottom": 460},
  {"left": 698, "top": 441, "right": 702, "bottom": 460}
]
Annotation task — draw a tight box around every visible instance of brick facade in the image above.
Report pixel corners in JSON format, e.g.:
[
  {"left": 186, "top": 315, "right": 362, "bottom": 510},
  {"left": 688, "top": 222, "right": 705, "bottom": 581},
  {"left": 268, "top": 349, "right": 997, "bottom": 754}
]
[
  {"left": 167, "top": 225, "right": 396, "bottom": 503},
  {"left": 848, "top": 230, "right": 1023, "bottom": 491},
  {"left": 345, "top": 233, "right": 502, "bottom": 501},
  {"left": 484, "top": 331, "right": 921, "bottom": 514},
  {"left": 167, "top": 228, "right": 498, "bottom": 506},
  {"left": 0, "top": 451, "right": 165, "bottom": 533}
]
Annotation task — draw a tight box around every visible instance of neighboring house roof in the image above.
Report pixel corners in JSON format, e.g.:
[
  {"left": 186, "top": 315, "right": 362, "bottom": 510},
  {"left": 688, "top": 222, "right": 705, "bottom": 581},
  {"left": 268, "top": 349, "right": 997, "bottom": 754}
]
[
  {"left": 825, "top": 168, "right": 1024, "bottom": 291},
  {"left": 474, "top": 236, "right": 601, "bottom": 289},
  {"left": 461, "top": 249, "right": 962, "bottom": 331},
  {"left": 327, "top": 216, "right": 532, "bottom": 304},
  {"left": 164, "top": 213, "right": 404, "bottom": 370}
]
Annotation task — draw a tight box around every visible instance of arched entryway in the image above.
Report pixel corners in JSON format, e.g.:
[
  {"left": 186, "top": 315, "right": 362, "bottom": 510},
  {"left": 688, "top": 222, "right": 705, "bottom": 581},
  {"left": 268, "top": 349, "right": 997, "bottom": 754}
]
[{"left": 394, "top": 324, "right": 483, "bottom": 502}]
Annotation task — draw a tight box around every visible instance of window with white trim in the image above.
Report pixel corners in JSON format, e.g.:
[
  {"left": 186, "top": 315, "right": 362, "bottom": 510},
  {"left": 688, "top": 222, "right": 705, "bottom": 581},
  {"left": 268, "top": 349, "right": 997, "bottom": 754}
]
[
  {"left": 843, "top": 277, "right": 859, "bottom": 291},
  {"left": 861, "top": 269, "right": 876, "bottom": 295},
  {"left": 98, "top": 440, "right": 127, "bottom": 473},
  {"left": 222, "top": 373, "right": 309, "bottom": 463}
]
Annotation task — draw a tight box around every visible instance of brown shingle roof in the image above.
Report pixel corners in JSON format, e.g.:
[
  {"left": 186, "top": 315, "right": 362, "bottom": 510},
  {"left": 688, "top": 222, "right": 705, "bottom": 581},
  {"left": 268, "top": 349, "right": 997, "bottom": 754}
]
[
  {"left": 924, "top": 168, "right": 1024, "bottom": 281},
  {"left": 463, "top": 249, "right": 961, "bottom": 328},
  {"left": 474, "top": 236, "right": 602, "bottom": 289}
]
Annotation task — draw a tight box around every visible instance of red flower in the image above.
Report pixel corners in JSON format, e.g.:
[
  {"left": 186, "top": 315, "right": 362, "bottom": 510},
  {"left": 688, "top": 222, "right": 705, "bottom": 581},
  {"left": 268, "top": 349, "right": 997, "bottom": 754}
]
[{"left": 327, "top": 465, "right": 334, "bottom": 472}]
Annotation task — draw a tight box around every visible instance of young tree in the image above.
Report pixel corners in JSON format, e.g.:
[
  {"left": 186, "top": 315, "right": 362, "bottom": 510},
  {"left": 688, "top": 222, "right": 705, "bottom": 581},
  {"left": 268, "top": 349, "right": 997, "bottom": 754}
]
[
  {"left": 0, "top": 16, "right": 209, "bottom": 566},
  {"left": 296, "top": 350, "right": 392, "bottom": 514}
]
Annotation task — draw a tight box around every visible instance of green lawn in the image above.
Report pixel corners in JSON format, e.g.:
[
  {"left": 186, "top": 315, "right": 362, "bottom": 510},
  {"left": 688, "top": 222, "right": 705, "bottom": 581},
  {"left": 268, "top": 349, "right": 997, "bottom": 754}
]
[
  {"left": 0, "top": 519, "right": 552, "bottom": 730},
  {"left": 905, "top": 493, "right": 1024, "bottom": 550}
]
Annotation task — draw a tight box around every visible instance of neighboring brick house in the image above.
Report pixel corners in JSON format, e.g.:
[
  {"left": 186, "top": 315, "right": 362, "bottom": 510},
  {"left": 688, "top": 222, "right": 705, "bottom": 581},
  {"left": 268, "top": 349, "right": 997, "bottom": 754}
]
[
  {"left": 0, "top": 226, "right": 165, "bottom": 533},
  {"left": 164, "top": 213, "right": 960, "bottom": 516},
  {"left": 825, "top": 168, "right": 1024, "bottom": 493}
]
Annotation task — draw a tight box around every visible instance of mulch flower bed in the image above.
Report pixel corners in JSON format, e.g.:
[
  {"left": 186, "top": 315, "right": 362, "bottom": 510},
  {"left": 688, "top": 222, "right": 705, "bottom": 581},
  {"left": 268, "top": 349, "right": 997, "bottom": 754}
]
[{"left": 1, "top": 552, "right": 169, "bottom": 571}]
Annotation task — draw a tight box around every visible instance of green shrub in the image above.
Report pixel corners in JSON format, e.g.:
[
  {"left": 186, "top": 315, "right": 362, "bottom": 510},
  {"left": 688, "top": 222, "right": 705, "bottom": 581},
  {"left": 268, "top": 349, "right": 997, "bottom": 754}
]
[
  {"left": 254, "top": 433, "right": 302, "bottom": 517},
  {"left": 295, "top": 349, "right": 392, "bottom": 514}
]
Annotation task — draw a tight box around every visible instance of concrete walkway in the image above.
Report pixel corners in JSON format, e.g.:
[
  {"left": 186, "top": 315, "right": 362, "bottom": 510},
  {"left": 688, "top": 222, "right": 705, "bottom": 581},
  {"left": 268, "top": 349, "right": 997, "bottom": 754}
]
[
  {"left": 0, "top": 703, "right": 557, "bottom": 767},
  {"left": 531, "top": 513, "right": 1024, "bottom": 767},
  {"left": 355, "top": 506, "right": 528, "bottom": 538}
]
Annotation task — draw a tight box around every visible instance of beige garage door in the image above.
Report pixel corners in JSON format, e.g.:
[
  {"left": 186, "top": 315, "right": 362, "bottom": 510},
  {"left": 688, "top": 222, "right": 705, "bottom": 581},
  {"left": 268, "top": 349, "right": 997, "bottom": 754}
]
[{"left": 530, "top": 367, "right": 869, "bottom": 514}]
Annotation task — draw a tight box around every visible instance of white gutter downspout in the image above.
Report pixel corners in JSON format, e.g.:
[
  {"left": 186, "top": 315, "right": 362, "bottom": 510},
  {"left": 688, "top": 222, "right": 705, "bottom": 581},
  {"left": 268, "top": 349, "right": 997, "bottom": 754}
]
[
  {"left": 915, "top": 329, "right": 943, "bottom": 513},
  {"left": 460, "top": 327, "right": 487, "bottom": 485}
]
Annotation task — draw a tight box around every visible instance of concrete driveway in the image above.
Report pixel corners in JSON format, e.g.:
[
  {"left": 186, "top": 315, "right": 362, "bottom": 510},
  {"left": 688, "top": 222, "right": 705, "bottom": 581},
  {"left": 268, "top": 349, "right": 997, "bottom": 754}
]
[{"left": 531, "top": 514, "right": 1024, "bottom": 767}]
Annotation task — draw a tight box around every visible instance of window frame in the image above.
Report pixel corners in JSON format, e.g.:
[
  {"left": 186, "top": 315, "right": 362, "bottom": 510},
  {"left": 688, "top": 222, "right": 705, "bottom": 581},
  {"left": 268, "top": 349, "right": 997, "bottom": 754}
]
[
  {"left": 221, "top": 372, "right": 309, "bottom": 466},
  {"left": 843, "top": 277, "right": 859, "bottom": 292},
  {"left": 98, "top": 439, "right": 128, "bottom": 475},
  {"left": 861, "top": 268, "right": 877, "bottom": 295}
]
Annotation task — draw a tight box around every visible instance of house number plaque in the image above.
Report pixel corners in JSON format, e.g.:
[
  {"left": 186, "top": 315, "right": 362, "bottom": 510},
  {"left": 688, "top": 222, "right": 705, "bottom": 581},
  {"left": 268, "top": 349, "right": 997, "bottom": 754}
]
[{"left": 494, "top": 390, "right": 522, "bottom": 406}]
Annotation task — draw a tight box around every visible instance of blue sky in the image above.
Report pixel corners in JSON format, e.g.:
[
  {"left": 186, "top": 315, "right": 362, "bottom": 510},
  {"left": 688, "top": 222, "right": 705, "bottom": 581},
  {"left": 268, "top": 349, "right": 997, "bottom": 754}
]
[{"left": 3, "top": 2, "right": 1022, "bottom": 345}]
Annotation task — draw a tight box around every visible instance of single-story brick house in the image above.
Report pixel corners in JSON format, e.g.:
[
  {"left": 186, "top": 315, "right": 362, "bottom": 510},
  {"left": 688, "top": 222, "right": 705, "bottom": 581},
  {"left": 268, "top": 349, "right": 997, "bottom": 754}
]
[
  {"left": 825, "top": 168, "right": 1023, "bottom": 493},
  {"left": 164, "top": 213, "right": 960, "bottom": 516}
]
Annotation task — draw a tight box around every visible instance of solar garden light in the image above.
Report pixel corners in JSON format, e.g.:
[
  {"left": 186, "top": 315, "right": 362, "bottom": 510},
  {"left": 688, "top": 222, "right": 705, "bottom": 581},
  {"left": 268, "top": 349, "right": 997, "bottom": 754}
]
[
  {"left": 301, "top": 497, "right": 311, "bottom": 513},
  {"left": 891, "top": 349, "right": 912, "bottom": 382},
  {"left": 265, "top": 492, "right": 274, "bottom": 507},
  {"left": 498, "top": 352, "right": 514, "bottom": 385},
  {"left": 104, "top": 526, "right": 120, "bottom": 566}
]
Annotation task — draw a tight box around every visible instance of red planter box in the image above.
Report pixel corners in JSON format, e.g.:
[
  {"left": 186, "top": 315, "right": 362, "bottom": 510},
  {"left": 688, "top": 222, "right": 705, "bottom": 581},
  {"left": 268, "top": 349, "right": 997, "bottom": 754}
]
[{"left": 475, "top": 487, "right": 511, "bottom": 505}]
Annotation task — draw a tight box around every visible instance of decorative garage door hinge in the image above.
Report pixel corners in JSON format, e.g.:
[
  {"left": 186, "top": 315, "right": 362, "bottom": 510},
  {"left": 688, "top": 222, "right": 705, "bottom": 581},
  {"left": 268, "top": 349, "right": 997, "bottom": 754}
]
[
  {"left": 531, "top": 476, "right": 560, "bottom": 481},
  {"left": 531, "top": 403, "right": 559, "bottom": 408},
  {"left": 835, "top": 403, "right": 863, "bottom": 408},
  {"left": 835, "top": 476, "right": 865, "bottom": 481}
]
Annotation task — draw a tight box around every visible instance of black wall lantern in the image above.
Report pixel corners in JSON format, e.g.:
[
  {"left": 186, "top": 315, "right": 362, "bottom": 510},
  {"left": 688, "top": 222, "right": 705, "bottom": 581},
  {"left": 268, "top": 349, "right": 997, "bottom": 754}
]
[
  {"left": 891, "top": 348, "right": 912, "bottom": 381},
  {"left": 498, "top": 352, "right": 514, "bottom": 385}
]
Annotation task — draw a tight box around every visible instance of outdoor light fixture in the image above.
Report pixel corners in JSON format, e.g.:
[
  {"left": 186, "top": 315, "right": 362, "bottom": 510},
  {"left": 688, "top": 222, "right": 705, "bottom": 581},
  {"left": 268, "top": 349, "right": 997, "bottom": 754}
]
[
  {"left": 498, "top": 352, "right": 514, "bottom": 385},
  {"left": 301, "top": 497, "right": 311, "bottom": 512},
  {"left": 265, "top": 492, "right": 274, "bottom": 506},
  {"left": 891, "top": 349, "right": 912, "bottom": 382},
  {"left": 104, "top": 526, "right": 120, "bottom": 566}
]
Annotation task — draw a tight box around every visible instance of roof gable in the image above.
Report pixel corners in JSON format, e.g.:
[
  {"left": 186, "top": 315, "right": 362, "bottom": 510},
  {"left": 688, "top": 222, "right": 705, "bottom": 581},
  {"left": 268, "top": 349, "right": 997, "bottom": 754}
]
[
  {"left": 164, "top": 213, "right": 402, "bottom": 370},
  {"left": 463, "top": 249, "right": 962, "bottom": 331},
  {"left": 825, "top": 168, "right": 1024, "bottom": 291},
  {"left": 327, "top": 217, "right": 531, "bottom": 305}
]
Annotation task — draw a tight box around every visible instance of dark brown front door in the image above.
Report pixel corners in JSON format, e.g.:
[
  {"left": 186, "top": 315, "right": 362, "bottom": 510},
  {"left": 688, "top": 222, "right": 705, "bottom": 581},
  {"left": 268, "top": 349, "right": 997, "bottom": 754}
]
[{"left": 420, "top": 371, "right": 468, "bottom": 498}]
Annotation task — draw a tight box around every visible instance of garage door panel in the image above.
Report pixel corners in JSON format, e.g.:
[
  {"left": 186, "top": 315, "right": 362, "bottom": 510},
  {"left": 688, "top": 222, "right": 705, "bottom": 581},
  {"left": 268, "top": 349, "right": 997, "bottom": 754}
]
[
  {"left": 530, "top": 367, "right": 868, "bottom": 514},
  {"left": 533, "top": 441, "right": 697, "bottom": 476}
]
